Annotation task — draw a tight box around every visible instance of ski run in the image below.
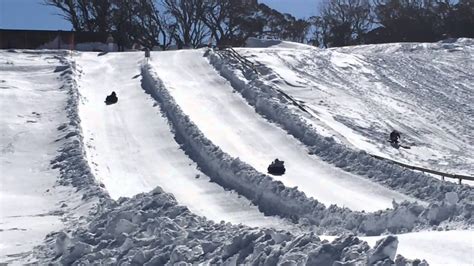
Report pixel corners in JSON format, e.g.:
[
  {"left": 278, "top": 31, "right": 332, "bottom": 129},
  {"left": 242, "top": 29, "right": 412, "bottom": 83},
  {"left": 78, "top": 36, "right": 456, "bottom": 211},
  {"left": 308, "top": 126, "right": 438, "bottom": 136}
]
[{"left": 0, "top": 39, "right": 473, "bottom": 264}]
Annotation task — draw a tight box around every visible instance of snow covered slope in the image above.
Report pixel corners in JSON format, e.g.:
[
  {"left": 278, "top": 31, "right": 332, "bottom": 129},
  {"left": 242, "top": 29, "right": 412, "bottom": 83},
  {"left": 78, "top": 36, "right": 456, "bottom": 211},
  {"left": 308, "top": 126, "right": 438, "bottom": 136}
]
[
  {"left": 1, "top": 40, "right": 472, "bottom": 265},
  {"left": 322, "top": 230, "right": 474, "bottom": 265},
  {"left": 149, "top": 50, "right": 419, "bottom": 212},
  {"left": 0, "top": 51, "right": 93, "bottom": 263},
  {"left": 75, "top": 52, "right": 291, "bottom": 229},
  {"left": 237, "top": 39, "right": 474, "bottom": 178}
]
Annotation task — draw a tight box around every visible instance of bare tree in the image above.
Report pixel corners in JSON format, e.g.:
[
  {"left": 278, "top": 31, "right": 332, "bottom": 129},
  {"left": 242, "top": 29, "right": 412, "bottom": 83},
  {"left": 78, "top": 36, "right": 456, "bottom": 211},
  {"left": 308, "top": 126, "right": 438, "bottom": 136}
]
[
  {"left": 318, "top": 0, "right": 373, "bottom": 47},
  {"left": 371, "top": 0, "right": 463, "bottom": 42},
  {"left": 44, "top": 0, "right": 113, "bottom": 32},
  {"left": 44, "top": 0, "right": 82, "bottom": 31},
  {"left": 200, "top": 0, "right": 265, "bottom": 46},
  {"left": 129, "top": 0, "right": 174, "bottom": 50},
  {"left": 258, "top": 4, "right": 309, "bottom": 43},
  {"left": 198, "top": 0, "right": 225, "bottom": 44},
  {"left": 45, "top": 0, "right": 326, "bottom": 49},
  {"left": 160, "top": 0, "right": 209, "bottom": 48}
]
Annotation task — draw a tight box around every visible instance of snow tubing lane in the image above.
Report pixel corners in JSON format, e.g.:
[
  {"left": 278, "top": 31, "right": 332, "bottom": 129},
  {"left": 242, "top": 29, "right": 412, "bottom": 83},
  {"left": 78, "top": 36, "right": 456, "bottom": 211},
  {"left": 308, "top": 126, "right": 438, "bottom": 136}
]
[
  {"left": 50, "top": 57, "right": 108, "bottom": 201},
  {"left": 141, "top": 64, "right": 319, "bottom": 222},
  {"left": 140, "top": 64, "right": 446, "bottom": 236}
]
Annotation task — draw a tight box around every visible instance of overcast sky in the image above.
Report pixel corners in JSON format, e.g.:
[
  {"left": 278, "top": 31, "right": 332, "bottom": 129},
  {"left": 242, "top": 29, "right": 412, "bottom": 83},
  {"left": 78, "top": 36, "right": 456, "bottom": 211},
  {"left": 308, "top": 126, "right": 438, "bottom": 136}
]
[{"left": 0, "top": 0, "right": 321, "bottom": 31}]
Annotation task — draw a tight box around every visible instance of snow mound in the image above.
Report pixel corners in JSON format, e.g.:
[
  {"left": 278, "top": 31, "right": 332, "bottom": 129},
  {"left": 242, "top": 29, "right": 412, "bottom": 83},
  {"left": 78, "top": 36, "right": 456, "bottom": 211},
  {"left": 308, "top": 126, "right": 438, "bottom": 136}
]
[
  {"left": 337, "top": 38, "right": 474, "bottom": 54},
  {"left": 42, "top": 187, "right": 423, "bottom": 265},
  {"left": 245, "top": 37, "right": 312, "bottom": 49},
  {"left": 49, "top": 55, "right": 108, "bottom": 202},
  {"left": 245, "top": 37, "right": 283, "bottom": 48}
]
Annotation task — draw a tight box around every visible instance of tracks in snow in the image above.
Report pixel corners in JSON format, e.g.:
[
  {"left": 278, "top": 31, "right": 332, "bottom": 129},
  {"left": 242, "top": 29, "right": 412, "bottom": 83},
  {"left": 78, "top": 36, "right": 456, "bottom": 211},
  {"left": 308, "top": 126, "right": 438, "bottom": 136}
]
[
  {"left": 149, "top": 50, "right": 418, "bottom": 212},
  {"left": 75, "top": 52, "right": 292, "bottom": 229},
  {"left": 240, "top": 47, "right": 474, "bottom": 176}
]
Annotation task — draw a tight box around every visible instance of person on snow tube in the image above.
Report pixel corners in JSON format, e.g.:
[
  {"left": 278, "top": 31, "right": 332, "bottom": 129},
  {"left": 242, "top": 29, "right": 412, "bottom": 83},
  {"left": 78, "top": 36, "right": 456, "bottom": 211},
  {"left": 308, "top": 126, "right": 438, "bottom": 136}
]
[
  {"left": 268, "top": 158, "right": 285, "bottom": 175},
  {"left": 105, "top": 91, "right": 118, "bottom": 105},
  {"left": 390, "top": 130, "right": 400, "bottom": 145}
]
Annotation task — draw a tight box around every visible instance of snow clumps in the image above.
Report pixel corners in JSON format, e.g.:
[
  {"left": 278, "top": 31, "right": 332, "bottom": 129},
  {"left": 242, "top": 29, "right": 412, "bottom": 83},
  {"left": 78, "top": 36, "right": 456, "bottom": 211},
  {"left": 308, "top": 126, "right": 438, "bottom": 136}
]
[{"left": 43, "top": 187, "right": 424, "bottom": 265}]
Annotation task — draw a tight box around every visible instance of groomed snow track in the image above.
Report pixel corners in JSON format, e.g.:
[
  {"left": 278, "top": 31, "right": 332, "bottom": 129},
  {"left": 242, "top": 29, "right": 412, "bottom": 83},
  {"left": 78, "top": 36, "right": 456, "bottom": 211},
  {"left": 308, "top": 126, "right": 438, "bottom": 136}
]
[
  {"left": 143, "top": 50, "right": 470, "bottom": 236},
  {"left": 74, "top": 52, "right": 292, "bottom": 229},
  {"left": 147, "top": 50, "right": 417, "bottom": 212}
]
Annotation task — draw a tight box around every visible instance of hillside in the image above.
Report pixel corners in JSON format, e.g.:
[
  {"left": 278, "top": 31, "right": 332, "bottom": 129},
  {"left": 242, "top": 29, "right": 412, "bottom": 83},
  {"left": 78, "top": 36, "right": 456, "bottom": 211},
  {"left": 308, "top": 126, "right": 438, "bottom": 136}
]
[
  {"left": 0, "top": 40, "right": 472, "bottom": 264},
  {"left": 241, "top": 38, "right": 474, "bottom": 177}
]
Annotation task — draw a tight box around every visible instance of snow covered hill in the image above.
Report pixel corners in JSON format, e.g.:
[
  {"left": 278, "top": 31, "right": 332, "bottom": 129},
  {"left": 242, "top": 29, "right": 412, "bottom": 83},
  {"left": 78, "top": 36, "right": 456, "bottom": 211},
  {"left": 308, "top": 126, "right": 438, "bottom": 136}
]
[
  {"left": 148, "top": 49, "right": 418, "bottom": 212},
  {"left": 75, "top": 52, "right": 292, "bottom": 229},
  {"left": 0, "top": 39, "right": 472, "bottom": 265},
  {"left": 240, "top": 38, "right": 474, "bottom": 178}
]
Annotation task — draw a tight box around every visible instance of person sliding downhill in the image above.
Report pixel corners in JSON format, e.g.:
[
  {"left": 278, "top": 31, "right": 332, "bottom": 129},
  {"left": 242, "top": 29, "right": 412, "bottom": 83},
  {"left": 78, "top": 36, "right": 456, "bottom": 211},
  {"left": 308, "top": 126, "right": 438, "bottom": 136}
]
[
  {"left": 105, "top": 91, "right": 118, "bottom": 105},
  {"left": 390, "top": 130, "right": 401, "bottom": 145},
  {"left": 389, "top": 130, "right": 411, "bottom": 149},
  {"left": 268, "top": 158, "right": 285, "bottom": 175}
]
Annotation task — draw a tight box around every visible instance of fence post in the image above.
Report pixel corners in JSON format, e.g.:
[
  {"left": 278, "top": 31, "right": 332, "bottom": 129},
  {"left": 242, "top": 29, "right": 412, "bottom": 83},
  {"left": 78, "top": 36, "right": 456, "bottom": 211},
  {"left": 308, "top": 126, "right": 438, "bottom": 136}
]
[
  {"left": 459, "top": 178, "right": 462, "bottom": 185},
  {"left": 58, "top": 30, "right": 61, "bottom": 49}
]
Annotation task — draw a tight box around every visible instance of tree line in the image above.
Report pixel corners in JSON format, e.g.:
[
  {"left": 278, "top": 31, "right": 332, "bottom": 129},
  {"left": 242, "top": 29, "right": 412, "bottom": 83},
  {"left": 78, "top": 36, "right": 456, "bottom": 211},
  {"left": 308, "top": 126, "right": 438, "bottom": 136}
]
[
  {"left": 45, "top": 0, "right": 473, "bottom": 49},
  {"left": 312, "top": 0, "right": 474, "bottom": 47}
]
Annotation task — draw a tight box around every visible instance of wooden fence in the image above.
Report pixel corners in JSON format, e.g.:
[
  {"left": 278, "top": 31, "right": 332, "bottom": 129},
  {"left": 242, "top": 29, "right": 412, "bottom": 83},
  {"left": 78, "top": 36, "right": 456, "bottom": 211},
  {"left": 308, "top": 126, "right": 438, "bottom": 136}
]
[
  {"left": 370, "top": 154, "right": 473, "bottom": 184},
  {"left": 219, "top": 46, "right": 258, "bottom": 74}
]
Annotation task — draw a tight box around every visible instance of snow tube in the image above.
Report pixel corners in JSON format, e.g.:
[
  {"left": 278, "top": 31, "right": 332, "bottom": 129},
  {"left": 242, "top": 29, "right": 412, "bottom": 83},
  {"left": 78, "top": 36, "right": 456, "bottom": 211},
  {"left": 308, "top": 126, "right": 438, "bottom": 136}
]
[
  {"left": 105, "top": 92, "right": 118, "bottom": 105},
  {"left": 268, "top": 159, "right": 285, "bottom": 175}
]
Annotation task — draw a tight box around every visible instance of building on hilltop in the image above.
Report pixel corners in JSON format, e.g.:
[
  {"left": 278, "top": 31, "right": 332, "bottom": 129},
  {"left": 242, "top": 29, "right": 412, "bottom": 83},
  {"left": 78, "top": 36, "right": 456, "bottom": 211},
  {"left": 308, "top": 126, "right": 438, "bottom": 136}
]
[{"left": 0, "top": 29, "right": 118, "bottom": 51}]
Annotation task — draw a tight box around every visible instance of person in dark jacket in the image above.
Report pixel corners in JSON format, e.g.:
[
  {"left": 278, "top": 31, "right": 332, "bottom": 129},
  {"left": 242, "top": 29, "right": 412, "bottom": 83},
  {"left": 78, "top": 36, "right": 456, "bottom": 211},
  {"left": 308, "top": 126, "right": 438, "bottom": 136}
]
[
  {"left": 390, "top": 130, "right": 400, "bottom": 145},
  {"left": 105, "top": 91, "right": 118, "bottom": 105}
]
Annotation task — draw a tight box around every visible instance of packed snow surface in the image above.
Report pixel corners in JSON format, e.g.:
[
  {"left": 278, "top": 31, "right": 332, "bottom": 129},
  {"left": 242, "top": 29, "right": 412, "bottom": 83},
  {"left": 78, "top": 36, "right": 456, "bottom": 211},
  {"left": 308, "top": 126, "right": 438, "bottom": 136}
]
[
  {"left": 322, "top": 230, "right": 474, "bottom": 265},
  {"left": 364, "top": 230, "right": 473, "bottom": 265},
  {"left": 0, "top": 51, "right": 72, "bottom": 262},
  {"left": 239, "top": 39, "right": 474, "bottom": 178},
  {"left": 246, "top": 37, "right": 310, "bottom": 49},
  {"left": 150, "top": 49, "right": 419, "bottom": 212},
  {"left": 75, "top": 52, "right": 291, "bottom": 229}
]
